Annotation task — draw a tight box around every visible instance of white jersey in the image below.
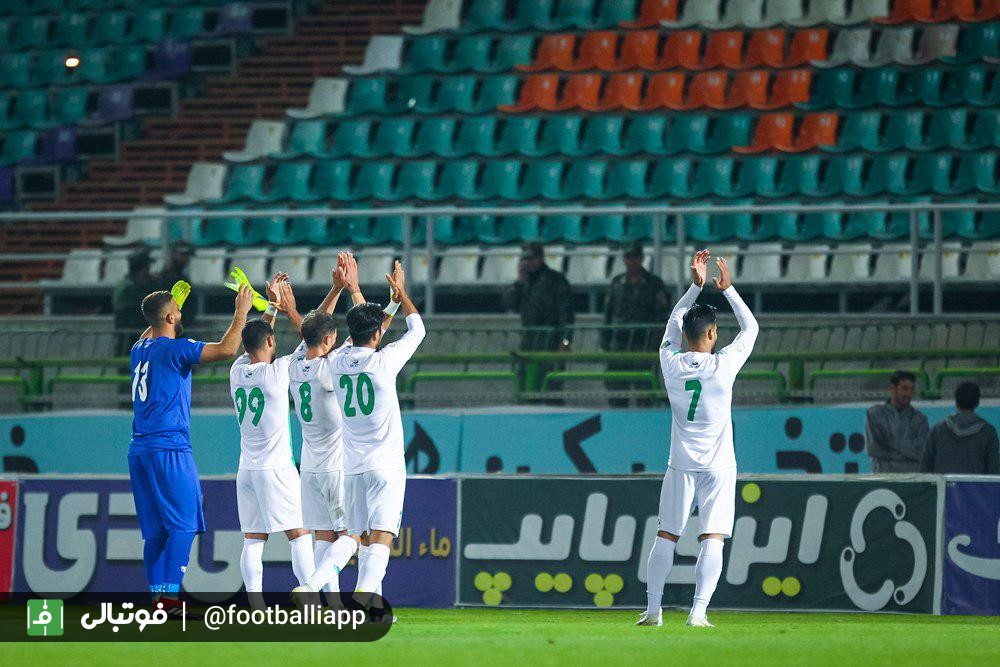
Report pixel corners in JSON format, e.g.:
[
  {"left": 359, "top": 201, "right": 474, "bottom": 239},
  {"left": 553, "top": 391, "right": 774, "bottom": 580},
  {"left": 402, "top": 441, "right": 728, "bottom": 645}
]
[
  {"left": 659, "top": 284, "right": 758, "bottom": 472},
  {"left": 289, "top": 350, "right": 345, "bottom": 473},
  {"left": 230, "top": 341, "right": 306, "bottom": 470},
  {"left": 331, "top": 313, "right": 425, "bottom": 474}
]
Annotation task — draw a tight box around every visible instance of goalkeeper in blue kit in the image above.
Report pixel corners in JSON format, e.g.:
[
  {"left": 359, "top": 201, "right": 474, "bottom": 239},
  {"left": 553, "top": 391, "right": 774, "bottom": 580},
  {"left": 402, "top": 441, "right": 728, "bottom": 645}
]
[{"left": 128, "top": 283, "right": 254, "bottom": 616}]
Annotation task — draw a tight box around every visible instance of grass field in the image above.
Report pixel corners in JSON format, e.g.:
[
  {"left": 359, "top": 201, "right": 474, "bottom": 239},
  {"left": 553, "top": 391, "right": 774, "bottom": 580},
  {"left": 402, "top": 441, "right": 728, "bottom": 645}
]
[{"left": 5, "top": 608, "right": 999, "bottom": 666}]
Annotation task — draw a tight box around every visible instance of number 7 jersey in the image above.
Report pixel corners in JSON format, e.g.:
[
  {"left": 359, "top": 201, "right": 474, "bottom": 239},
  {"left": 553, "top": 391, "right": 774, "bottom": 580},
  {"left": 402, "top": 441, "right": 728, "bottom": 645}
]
[
  {"left": 229, "top": 342, "right": 306, "bottom": 470},
  {"left": 330, "top": 313, "right": 426, "bottom": 474}
]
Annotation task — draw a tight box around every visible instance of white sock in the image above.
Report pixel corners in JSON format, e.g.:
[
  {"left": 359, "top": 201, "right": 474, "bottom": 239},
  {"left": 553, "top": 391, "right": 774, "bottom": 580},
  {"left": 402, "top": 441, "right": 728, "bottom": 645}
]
[
  {"left": 645, "top": 536, "right": 676, "bottom": 615},
  {"left": 240, "top": 538, "right": 266, "bottom": 592},
  {"left": 691, "top": 538, "right": 724, "bottom": 618},
  {"left": 356, "top": 543, "right": 390, "bottom": 595},
  {"left": 289, "top": 534, "right": 315, "bottom": 586},
  {"left": 358, "top": 545, "right": 383, "bottom": 598},
  {"left": 306, "top": 535, "right": 357, "bottom": 591},
  {"left": 314, "top": 539, "right": 339, "bottom": 594}
]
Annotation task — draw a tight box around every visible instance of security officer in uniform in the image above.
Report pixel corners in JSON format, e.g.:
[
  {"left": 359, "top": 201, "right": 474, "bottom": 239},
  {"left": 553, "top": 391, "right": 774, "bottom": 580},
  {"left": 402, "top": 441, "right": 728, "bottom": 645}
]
[{"left": 603, "top": 242, "right": 671, "bottom": 407}]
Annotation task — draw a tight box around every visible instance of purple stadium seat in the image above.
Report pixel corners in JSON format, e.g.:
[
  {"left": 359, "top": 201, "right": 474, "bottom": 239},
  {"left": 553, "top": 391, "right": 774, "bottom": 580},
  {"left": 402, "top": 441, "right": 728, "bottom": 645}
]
[
  {"left": 211, "top": 3, "right": 253, "bottom": 36},
  {"left": 0, "top": 168, "right": 14, "bottom": 203},
  {"left": 26, "top": 127, "right": 77, "bottom": 164},
  {"left": 147, "top": 40, "right": 192, "bottom": 81},
  {"left": 93, "top": 85, "right": 134, "bottom": 123}
]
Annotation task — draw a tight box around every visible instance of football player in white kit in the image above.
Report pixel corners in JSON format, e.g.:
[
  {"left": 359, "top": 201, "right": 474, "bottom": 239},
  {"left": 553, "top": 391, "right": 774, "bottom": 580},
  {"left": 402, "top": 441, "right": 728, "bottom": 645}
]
[
  {"left": 294, "top": 259, "right": 424, "bottom": 609},
  {"left": 637, "top": 250, "right": 759, "bottom": 628},
  {"left": 231, "top": 274, "right": 345, "bottom": 605}
]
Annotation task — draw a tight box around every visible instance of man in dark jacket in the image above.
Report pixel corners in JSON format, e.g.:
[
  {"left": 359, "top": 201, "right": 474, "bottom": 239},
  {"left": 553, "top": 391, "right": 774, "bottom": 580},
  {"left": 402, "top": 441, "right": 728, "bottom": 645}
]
[
  {"left": 865, "top": 370, "right": 930, "bottom": 472},
  {"left": 921, "top": 382, "right": 999, "bottom": 474},
  {"left": 505, "top": 242, "right": 574, "bottom": 352}
]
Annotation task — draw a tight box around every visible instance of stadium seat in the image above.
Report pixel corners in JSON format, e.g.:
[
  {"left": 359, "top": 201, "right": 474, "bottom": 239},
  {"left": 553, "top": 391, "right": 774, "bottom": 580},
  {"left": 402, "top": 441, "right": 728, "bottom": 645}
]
[
  {"left": 188, "top": 248, "right": 228, "bottom": 285},
  {"left": 519, "top": 34, "right": 575, "bottom": 72},
  {"left": 621, "top": 0, "right": 677, "bottom": 27},
  {"left": 130, "top": 7, "right": 167, "bottom": 43},
  {"left": 272, "top": 246, "right": 311, "bottom": 284},
  {"left": 705, "top": 0, "right": 768, "bottom": 29},
  {"left": 344, "top": 161, "right": 395, "bottom": 201},
  {"left": 287, "top": 79, "right": 347, "bottom": 119},
  {"left": 0, "top": 54, "right": 32, "bottom": 90},
  {"left": 354, "top": 246, "right": 396, "bottom": 284},
  {"left": 343, "top": 35, "right": 404, "bottom": 75},
  {"left": 870, "top": 244, "right": 915, "bottom": 282},
  {"left": 482, "top": 34, "right": 536, "bottom": 72},
  {"left": 44, "top": 249, "right": 103, "bottom": 286},
  {"left": 11, "top": 16, "right": 49, "bottom": 51},
  {"left": 455, "top": 0, "right": 508, "bottom": 33},
  {"left": 216, "top": 164, "right": 265, "bottom": 203},
  {"left": 252, "top": 162, "right": 314, "bottom": 203},
  {"left": 477, "top": 160, "right": 522, "bottom": 199},
  {"left": 740, "top": 243, "right": 784, "bottom": 282},
  {"left": 360, "top": 118, "right": 415, "bottom": 158},
  {"left": 104, "top": 208, "right": 166, "bottom": 246},
  {"left": 658, "top": 30, "right": 702, "bottom": 69},
  {"left": 603, "top": 160, "right": 648, "bottom": 198},
  {"left": 53, "top": 12, "right": 89, "bottom": 47},
  {"left": 634, "top": 72, "right": 685, "bottom": 110},
  {"left": 224, "top": 121, "right": 286, "bottom": 162},
  {"left": 273, "top": 120, "right": 327, "bottom": 160},
  {"left": 325, "top": 120, "right": 371, "bottom": 159},
  {"left": 574, "top": 116, "right": 625, "bottom": 155},
  {"left": 401, "top": 36, "right": 449, "bottom": 74},
  {"left": 164, "top": 162, "right": 227, "bottom": 206},
  {"left": 565, "top": 245, "right": 610, "bottom": 286},
  {"left": 958, "top": 110, "right": 1000, "bottom": 150},
  {"left": 491, "top": 117, "right": 539, "bottom": 156},
  {"left": 618, "top": 115, "right": 669, "bottom": 155},
  {"left": 504, "top": 0, "right": 557, "bottom": 31},
  {"left": 814, "top": 28, "right": 871, "bottom": 68},
  {"left": 168, "top": 6, "right": 205, "bottom": 40},
  {"left": 565, "top": 31, "right": 619, "bottom": 71},
  {"left": 828, "top": 243, "right": 873, "bottom": 281},
  {"left": 403, "top": 0, "right": 462, "bottom": 34},
  {"left": 437, "top": 246, "right": 480, "bottom": 285},
  {"left": 918, "top": 242, "right": 962, "bottom": 281},
  {"left": 662, "top": 0, "right": 721, "bottom": 28},
  {"left": 9, "top": 90, "right": 47, "bottom": 131},
  {"left": 783, "top": 243, "right": 828, "bottom": 282},
  {"left": 100, "top": 250, "right": 132, "bottom": 286},
  {"left": 302, "top": 248, "right": 343, "bottom": 285},
  {"left": 245, "top": 215, "right": 290, "bottom": 246},
  {"left": 228, "top": 248, "right": 269, "bottom": 284},
  {"left": 479, "top": 245, "right": 522, "bottom": 283},
  {"left": 530, "top": 116, "right": 582, "bottom": 157},
  {"left": 439, "top": 116, "right": 490, "bottom": 157},
  {"left": 186, "top": 210, "right": 247, "bottom": 246}
]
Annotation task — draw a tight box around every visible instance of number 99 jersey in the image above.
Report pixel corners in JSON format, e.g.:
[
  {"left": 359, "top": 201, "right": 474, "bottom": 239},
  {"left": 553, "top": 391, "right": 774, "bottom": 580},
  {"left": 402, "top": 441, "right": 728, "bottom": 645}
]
[
  {"left": 288, "top": 353, "right": 345, "bottom": 473},
  {"left": 229, "top": 342, "right": 305, "bottom": 470}
]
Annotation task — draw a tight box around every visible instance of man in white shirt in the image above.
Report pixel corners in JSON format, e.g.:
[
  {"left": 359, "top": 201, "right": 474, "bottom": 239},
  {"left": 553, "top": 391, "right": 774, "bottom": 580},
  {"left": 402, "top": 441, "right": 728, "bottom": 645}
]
[
  {"left": 294, "top": 260, "right": 424, "bottom": 609},
  {"left": 637, "top": 250, "right": 759, "bottom": 628}
]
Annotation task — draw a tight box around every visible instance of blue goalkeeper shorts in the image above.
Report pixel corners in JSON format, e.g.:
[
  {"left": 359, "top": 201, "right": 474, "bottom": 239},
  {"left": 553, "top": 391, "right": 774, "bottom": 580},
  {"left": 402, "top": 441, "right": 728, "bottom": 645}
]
[{"left": 128, "top": 450, "right": 206, "bottom": 539}]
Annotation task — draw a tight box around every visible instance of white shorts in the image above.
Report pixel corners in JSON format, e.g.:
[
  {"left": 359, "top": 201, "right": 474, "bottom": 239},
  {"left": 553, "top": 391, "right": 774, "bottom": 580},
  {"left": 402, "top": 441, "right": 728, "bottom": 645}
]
[
  {"left": 345, "top": 468, "right": 406, "bottom": 537},
  {"left": 657, "top": 466, "right": 736, "bottom": 538},
  {"left": 237, "top": 466, "right": 304, "bottom": 534},
  {"left": 301, "top": 469, "right": 347, "bottom": 532}
]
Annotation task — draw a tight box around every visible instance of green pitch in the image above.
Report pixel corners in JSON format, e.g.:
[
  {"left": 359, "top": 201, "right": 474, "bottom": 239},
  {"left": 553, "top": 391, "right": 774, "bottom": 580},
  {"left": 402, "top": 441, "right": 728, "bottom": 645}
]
[{"left": 6, "top": 609, "right": 998, "bottom": 666}]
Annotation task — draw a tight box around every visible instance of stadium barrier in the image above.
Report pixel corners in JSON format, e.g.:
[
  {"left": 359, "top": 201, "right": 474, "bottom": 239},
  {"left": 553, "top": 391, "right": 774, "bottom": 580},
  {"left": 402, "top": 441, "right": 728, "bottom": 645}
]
[
  {"left": 1, "top": 474, "right": 996, "bottom": 615},
  {"left": 3, "top": 406, "right": 1000, "bottom": 476}
]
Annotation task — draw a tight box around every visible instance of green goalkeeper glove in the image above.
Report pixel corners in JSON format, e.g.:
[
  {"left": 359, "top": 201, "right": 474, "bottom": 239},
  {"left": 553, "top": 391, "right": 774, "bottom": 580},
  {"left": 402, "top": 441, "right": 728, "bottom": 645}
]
[
  {"left": 223, "top": 266, "right": 269, "bottom": 312},
  {"left": 170, "top": 280, "right": 192, "bottom": 310}
]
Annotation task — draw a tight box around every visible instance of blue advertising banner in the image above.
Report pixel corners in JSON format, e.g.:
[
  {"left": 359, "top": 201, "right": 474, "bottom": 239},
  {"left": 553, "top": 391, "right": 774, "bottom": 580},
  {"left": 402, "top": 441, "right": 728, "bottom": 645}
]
[
  {"left": 942, "top": 480, "right": 1000, "bottom": 616},
  {"left": 12, "top": 476, "right": 456, "bottom": 608},
  {"left": 3, "top": 407, "right": 997, "bottom": 475}
]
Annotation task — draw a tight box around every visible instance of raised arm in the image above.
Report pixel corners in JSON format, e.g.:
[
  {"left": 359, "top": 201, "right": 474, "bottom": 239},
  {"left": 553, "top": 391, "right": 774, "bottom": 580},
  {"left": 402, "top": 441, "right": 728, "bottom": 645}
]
[
  {"left": 381, "top": 260, "right": 424, "bottom": 373},
  {"left": 200, "top": 284, "right": 254, "bottom": 363},
  {"left": 660, "top": 250, "right": 708, "bottom": 355},
  {"left": 716, "top": 256, "right": 759, "bottom": 368}
]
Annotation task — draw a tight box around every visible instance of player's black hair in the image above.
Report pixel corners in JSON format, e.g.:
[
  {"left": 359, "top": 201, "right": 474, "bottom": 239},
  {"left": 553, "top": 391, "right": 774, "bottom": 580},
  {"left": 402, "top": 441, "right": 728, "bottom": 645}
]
[
  {"left": 346, "top": 302, "right": 384, "bottom": 346},
  {"left": 955, "top": 381, "right": 981, "bottom": 411},
  {"left": 301, "top": 310, "right": 338, "bottom": 349},
  {"left": 682, "top": 303, "right": 718, "bottom": 341},
  {"left": 241, "top": 319, "right": 274, "bottom": 354},
  {"left": 141, "top": 291, "right": 173, "bottom": 325},
  {"left": 890, "top": 370, "right": 917, "bottom": 386}
]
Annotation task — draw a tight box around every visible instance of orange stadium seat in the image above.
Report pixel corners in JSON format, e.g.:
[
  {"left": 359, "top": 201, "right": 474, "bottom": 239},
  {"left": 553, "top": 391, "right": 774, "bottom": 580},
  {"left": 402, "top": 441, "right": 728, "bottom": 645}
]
[
  {"left": 785, "top": 28, "right": 829, "bottom": 66},
  {"left": 743, "top": 29, "right": 788, "bottom": 68},
  {"left": 734, "top": 113, "right": 795, "bottom": 153},
  {"left": 619, "top": 0, "right": 678, "bottom": 28},
  {"left": 553, "top": 73, "right": 602, "bottom": 111},
  {"left": 635, "top": 72, "right": 685, "bottom": 110},
  {"left": 564, "top": 31, "right": 618, "bottom": 71},
  {"left": 695, "top": 31, "right": 745, "bottom": 70},
  {"left": 736, "top": 113, "right": 839, "bottom": 153},
  {"left": 659, "top": 31, "right": 703, "bottom": 69},
  {"left": 517, "top": 34, "right": 575, "bottom": 72},
  {"left": 716, "top": 70, "right": 767, "bottom": 109},
  {"left": 499, "top": 74, "right": 559, "bottom": 112},
  {"left": 737, "top": 69, "right": 811, "bottom": 110},
  {"left": 874, "top": 0, "right": 936, "bottom": 24},
  {"left": 607, "top": 30, "right": 659, "bottom": 70},
  {"left": 947, "top": 0, "right": 1000, "bottom": 21},
  {"left": 686, "top": 71, "right": 730, "bottom": 109},
  {"left": 592, "top": 73, "right": 644, "bottom": 110}
]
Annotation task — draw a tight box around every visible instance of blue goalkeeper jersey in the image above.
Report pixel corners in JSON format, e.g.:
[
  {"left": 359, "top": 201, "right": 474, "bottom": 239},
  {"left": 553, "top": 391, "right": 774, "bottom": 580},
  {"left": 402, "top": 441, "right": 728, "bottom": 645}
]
[{"left": 129, "top": 336, "right": 207, "bottom": 454}]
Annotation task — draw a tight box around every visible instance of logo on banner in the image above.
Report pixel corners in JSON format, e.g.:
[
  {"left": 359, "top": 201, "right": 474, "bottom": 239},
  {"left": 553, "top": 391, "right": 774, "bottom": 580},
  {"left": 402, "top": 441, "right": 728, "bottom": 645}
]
[{"left": 0, "top": 481, "right": 16, "bottom": 596}]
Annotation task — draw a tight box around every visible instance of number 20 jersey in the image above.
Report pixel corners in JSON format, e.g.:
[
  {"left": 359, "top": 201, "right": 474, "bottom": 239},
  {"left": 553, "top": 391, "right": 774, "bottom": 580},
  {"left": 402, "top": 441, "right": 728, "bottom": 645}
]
[
  {"left": 330, "top": 314, "right": 426, "bottom": 475},
  {"left": 229, "top": 342, "right": 305, "bottom": 470},
  {"left": 289, "top": 352, "right": 345, "bottom": 473}
]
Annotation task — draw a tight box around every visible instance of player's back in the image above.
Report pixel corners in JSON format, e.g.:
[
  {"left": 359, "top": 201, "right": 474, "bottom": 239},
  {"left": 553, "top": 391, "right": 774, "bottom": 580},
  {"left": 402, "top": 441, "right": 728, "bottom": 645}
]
[
  {"left": 289, "top": 354, "right": 344, "bottom": 472},
  {"left": 229, "top": 348, "right": 301, "bottom": 470},
  {"left": 129, "top": 336, "right": 206, "bottom": 454}
]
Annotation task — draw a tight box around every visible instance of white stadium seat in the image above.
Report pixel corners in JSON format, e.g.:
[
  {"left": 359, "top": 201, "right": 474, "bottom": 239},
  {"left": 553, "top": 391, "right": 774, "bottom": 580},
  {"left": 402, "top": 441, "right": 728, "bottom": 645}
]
[
  {"left": 437, "top": 246, "right": 479, "bottom": 285},
  {"left": 49, "top": 249, "right": 103, "bottom": 286},
  {"left": 829, "top": 244, "right": 872, "bottom": 282},
  {"left": 918, "top": 243, "right": 962, "bottom": 281},
  {"left": 355, "top": 246, "right": 395, "bottom": 286},
  {"left": 100, "top": 250, "right": 132, "bottom": 285},
  {"left": 658, "top": 246, "right": 696, "bottom": 285},
  {"left": 342, "top": 36, "right": 404, "bottom": 75},
  {"left": 163, "top": 163, "right": 226, "bottom": 206},
  {"left": 228, "top": 248, "right": 270, "bottom": 286},
  {"left": 565, "top": 246, "right": 610, "bottom": 286},
  {"left": 188, "top": 248, "right": 228, "bottom": 285},
  {"left": 104, "top": 207, "right": 165, "bottom": 246},
  {"left": 961, "top": 242, "right": 1000, "bottom": 282},
  {"left": 273, "top": 246, "right": 311, "bottom": 285},
  {"left": 402, "top": 0, "right": 462, "bottom": 35},
  {"left": 223, "top": 121, "right": 287, "bottom": 163},
  {"left": 478, "top": 246, "right": 520, "bottom": 285},
  {"left": 740, "top": 243, "right": 784, "bottom": 283},
  {"left": 871, "top": 243, "right": 914, "bottom": 282},
  {"left": 286, "top": 78, "right": 348, "bottom": 119},
  {"left": 783, "top": 244, "right": 829, "bottom": 282}
]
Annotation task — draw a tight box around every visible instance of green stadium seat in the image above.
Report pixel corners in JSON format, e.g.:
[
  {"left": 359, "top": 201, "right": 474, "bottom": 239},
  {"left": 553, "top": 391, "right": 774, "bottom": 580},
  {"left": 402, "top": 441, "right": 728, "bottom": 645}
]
[
  {"left": 518, "top": 160, "right": 564, "bottom": 200},
  {"left": 447, "top": 35, "right": 494, "bottom": 73},
  {"left": 686, "top": 203, "right": 744, "bottom": 242},
  {"left": 617, "top": 116, "right": 668, "bottom": 155},
  {"left": 455, "top": 0, "right": 508, "bottom": 33},
  {"left": 850, "top": 202, "right": 911, "bottom": 240},
  {"left": 663, "top": 115, "right": 709, "bottom": 154},
  {"left": 955, "top": 208, "right": 1000, "bottom": 240},
  {"left": 328, "top": 119, "right": 371, "bottom": 158},
  {"left": 573, "top": 116, "right": 624, "bottom": 156},
  {"left": 530, "top": 116, "right": 583, "bottom": 157},
  {"left": 274, "top": 120, "right": 327, "bottom": 160},
  {"left": 442, "top": 116, "right": 493, "bottom": 157},
  {"left": 345, "top": 78, "right": 387, "bottom": 115},
  {"left": 108, "top": 45, "right": 147, "bottom": 83},
  {"left": 539, "top": 0, "right": 598, "bottom": 30},
  {"left": 169, "top": 6, "right": 205, "bottom": 40},
  {"left": 402, "top": 36, "right": 448, "bottom": 73},
  {"left": 605, "top": 160, "right": 648, "bottom": 199},
  {"left": 734, "top": 157, "right": 778, "bottom": 198},
  {"left": 392, "top": 160, "right": 438, "bottom": 201},
  {"left": 540, "top": 215, "right": 583, "bottom": 242},
  {"left": 473, "top": 75, "right": 519, "bottom": 112},
  {"left": 941, "top": 23, "right": 1000, "bottom": 64},
  {"left": 957, "top": 110, "right": 1000, "bottom": 150},
  {"left": 75, "top": 48, "right": 115, "bottom": 84},
  {"left": 0, "top": 93, "right": 11, "bottom": 130},
  {"left": 435, "top": 76, "right": 478, "bottom": 113},
  {"left": 286, "top": 217, "right": 340, "bottom": 245},
  {"left": 93, "top": 12, "right": 130, "bottom": 45},
  {"left": 52, "top": 88, "right": 90, "bottom": 126},
  {"left": 129, "top": 8, "right": 167, "bottom": 43},
  {"left": 11, "top": 90, "right": 47, "bottom": 130},
  {"left": 54, "top": 12, "right": 89, "bottom": 47},
  {"left": 506, "top": 0, "right": 556, "bottom": 31},
  {"left": 493, "top": 117, "right": 541, "bottom": 156},
  {"left": 957, "top": 66, "right": 1000, "bottom": 107},
  {"left": 479, "top": 160, "right": 522, "bottom": 199},
  {"left": 432, "top": 218, "right": 478, "bottom": 244},
  {"left": 407, "top": 117, "right": 457, "bottom": 157},
  {"left": 0, "top": 130, "right": 36, "bottom": 166},
  {"left": 798, "top": 156, "right": 854, "bottom": 197},
  {"left": 576, "top": 215, "right": 627, "bottom": 242},
  {"left": 351, "top": 218, "right": 406, "bottom": 245},
  {"left": 389, "top": 76, "right": 436, "bottom": 114},
  {"left": 305, "top": 160, "right": 352, "bottom": 201},
  {"left": 217, "top": 164, "right": 265, "bottom": 203},
  {"left": 252, "top": 162, "right": 315, "bottom": 203},
  {"left": 485, "top": 34, "right": 536, "bottom": 72},
  {"left": 189, "top": 211, "right": 248, "bottom": 246},
  {"left": 623, "top": 214, "right": 672, "bottom": 243},
  {"left": 436, "top": 160, "right": 481, "bottom": 199},
  {"left": 776, "top": 211, "right": 821, "bottom": 241},
  {"left": 824, "top": 111, "right": 882, "bottom": 152},
  {"left": 693, "top": 157, "right": 735, "bottom": 198},
  {"left": 696, "top": 114, "right": 753, "bottom": 154},
  {"left": 868, "top": 68, "right": 917, "bottom": 108},
  {"left": 969, "top": 153, "right": 999, "bottom": 194},
  {"left": 648, "top": 158, "right": 694, "bottom": 199},
  {"left": 12, "top": 16, "right": 49, "bottom": 51},
  {"left": 737, "top": 210, "right": 784, "bottom": 242},
  {"left": 348, "top": 161, "right": 396, "bottom": 201},
  {"left": 479, "top": 215, "right": 541, "bottom": 243},
  {"left": 884, "top": 111, "right": 926, "bottom": 152},
  {"left": 362, "top": 118, "right": 416, "bottom": 158},
  {"left": 562, "top": 159, "right": 607, "bottom": 200},
  {"left": 34, "top": 52, "right": 74, "bottom": 87},
  {"left": 245, "top": 216, "right": 289, "bottom": 245}
]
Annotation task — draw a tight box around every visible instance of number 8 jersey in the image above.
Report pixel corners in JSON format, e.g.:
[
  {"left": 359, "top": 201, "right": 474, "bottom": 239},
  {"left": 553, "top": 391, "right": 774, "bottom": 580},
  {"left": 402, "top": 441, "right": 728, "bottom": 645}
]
[
  {"left": 330, "top": 314, "right": 426, "bottom": 474},
  {"left": 229, "top": 342, "right": 306, "bottom": 470},
  {"left": 288, "top": 350, "right": 345, "bottom": 473}
]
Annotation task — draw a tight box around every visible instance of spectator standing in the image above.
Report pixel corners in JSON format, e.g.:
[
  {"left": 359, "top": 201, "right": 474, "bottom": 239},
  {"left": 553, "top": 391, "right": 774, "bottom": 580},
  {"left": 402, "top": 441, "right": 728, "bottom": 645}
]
[
  {"left": 921, "top": 382, "right": 999, "bottom": 474},
  {"left": 865, "top": 370, "right": 930, "bottom": 473}
]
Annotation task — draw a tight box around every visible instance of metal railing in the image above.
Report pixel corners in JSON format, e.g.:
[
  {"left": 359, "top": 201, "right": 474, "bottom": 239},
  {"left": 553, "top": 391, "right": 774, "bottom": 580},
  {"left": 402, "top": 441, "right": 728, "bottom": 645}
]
[{"left": 2, "top": 200, "right": 999, "bottom": 316}]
